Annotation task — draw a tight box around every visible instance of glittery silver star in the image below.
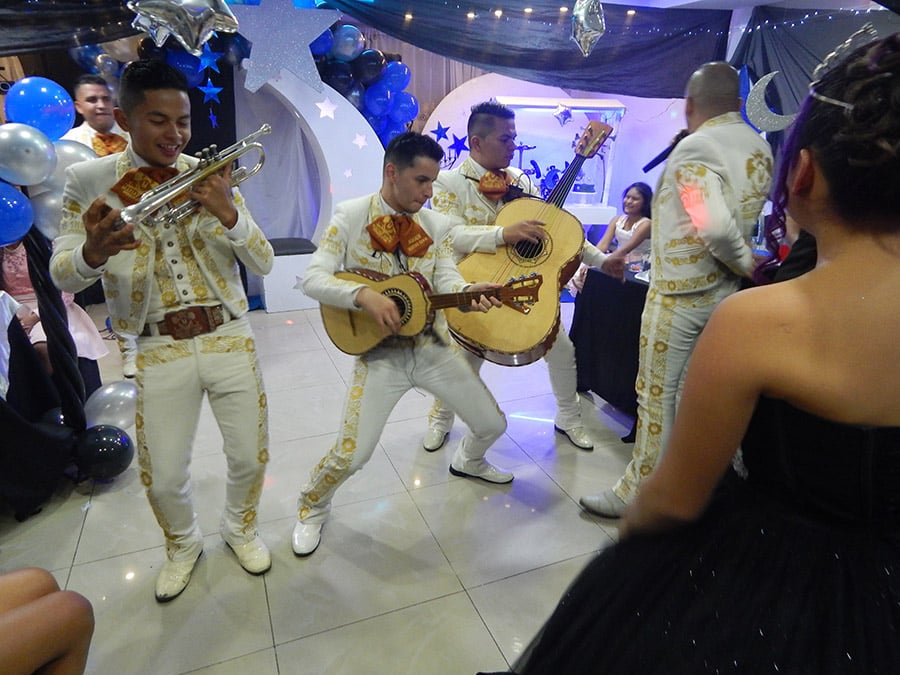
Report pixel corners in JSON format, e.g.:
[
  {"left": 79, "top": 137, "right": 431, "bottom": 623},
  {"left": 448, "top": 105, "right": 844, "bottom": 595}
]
[
  {"left": 128, "top": 0, "right": 238, "bottom": 56},
  {"left": 231, "top": 0, "right": 341, "bottom": 93},
  {"left": 352, "top": 133, "right": 368, "bottom": 149}
]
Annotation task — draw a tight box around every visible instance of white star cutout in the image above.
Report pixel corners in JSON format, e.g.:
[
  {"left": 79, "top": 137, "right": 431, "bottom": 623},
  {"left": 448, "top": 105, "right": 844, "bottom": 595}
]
[
  {"left": 344, "top": 169, "right": 353, "bottom": 178},
  {"left": 316, "top": 98, "right": 338, "bottom": 119},
  {"left": 231, "top": 0, "right": 340, "bottom": 93},
  {"left": 352, "top": 134, "right": 368, "bottom": 149}
]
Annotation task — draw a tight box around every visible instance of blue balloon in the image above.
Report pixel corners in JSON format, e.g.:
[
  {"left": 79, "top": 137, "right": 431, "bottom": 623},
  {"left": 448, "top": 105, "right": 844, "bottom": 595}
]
[
  {"left": 165, "top": 50, "right": 205, "bottom": 88},
  {"left": 379, "top": 119, "right": 407, "bottom": 147},
  {"left": 0, "top": 182, "right": 34, "bottom": 246},
  {"left": 330, "top": 25, "right": 365, "bottom": 63},
  {"left": 4, "top": 77, "right": 75, "bottom": 141},
  {"left": 363, "top": 81, "right": 393, "bottom": 117},
  {"left": 309, "top": 29, "right": 334, "bottom": 57},
  {"left": 68, "top": 44, "right": 104, "bottom": 73},
  {"left": 389, "top": 91, "right": 419, "bottom": 124},
  {"left": 382, "top": 61, "right": 411, "bottom": 92},
  {"left": 364, "top": 112, "right": 387, "bottom": 135}
]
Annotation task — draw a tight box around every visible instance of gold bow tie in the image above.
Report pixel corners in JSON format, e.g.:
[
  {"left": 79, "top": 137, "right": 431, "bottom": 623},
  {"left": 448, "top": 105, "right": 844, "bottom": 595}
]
[
  {"left": 111, "top": 166, "right": 180, "bottom": 206},
  {"left": 366, "top": 214, "right": 433, "bottom": 258},
  {"left": 92, "top": 132, "right": 128, "bottom": 156}
]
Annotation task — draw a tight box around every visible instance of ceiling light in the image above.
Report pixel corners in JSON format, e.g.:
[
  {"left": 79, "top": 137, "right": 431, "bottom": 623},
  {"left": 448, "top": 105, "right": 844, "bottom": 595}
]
[
  {"left": 467, "top": 11, "right": 476, "bottom": 18},
  {"left": 494, "top": 9, "right": 503, "bottom": 17},
  {"left": 560, "top": 6, "right": 569, "bottom": 13},
  {"left": 626, "top": 9, "right": 636, "bottom": 15},
  {"left": 404, "top": 12, "right": 413, "bottom": 20},
  {"left": 524, "top": 6, "right": 533, "bottom": 12}
]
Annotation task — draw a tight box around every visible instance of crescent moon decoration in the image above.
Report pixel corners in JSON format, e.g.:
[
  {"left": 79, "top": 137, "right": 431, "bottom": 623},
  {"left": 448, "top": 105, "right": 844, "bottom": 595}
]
[{"left": 745, "top": 71, "right": 797, "bottom": 133}]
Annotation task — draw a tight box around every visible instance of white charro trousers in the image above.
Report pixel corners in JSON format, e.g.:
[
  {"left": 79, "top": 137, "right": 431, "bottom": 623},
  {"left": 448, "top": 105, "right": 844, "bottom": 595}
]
[
  {"left": 613, "top": 284, "right": 735, "bottom": 501},
  {"left": 135, "top": 317, "right": 268, "bottom": 563},
  {"left": 297, "top": 337, "right": 506, "bottom": 525},
  {"left": 427, "top": 327, "right": 582, "bottom": 434}
]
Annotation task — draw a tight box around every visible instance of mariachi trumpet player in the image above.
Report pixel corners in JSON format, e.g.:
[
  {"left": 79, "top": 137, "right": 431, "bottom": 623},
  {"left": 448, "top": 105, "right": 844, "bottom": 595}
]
[{"left": 50, "top": 59, "right": 275, "bottom": 603}]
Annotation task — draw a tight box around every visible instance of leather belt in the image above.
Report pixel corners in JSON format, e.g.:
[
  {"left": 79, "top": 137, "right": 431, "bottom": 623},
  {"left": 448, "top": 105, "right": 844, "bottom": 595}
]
[{"left": 141, "top": 304, "right": 228, "bottom": 339}]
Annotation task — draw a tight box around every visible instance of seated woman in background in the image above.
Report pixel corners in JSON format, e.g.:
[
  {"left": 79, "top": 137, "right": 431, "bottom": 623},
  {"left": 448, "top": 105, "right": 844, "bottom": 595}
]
[
  {"left": 595, "top": 181, "right": 652, "bottom": 259},
  {"left": 484, "top": 32, "right": 900, "bottom": 674},
  {"left": 1, "top": 240, "right": 107, "bottom": 392},
  {"left": 0, "top": 567, "right": 94, "bottom": 675},
  {"left": 568, "top": 181, "right": 653, "bottom": 295}
]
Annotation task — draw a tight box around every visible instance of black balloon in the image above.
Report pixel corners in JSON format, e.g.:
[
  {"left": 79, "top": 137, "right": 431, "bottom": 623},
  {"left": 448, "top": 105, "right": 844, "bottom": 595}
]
[
  {"left": 137, "top": 37, "right": 166, "bottom": 61},
  {"left": 351, "top": 48, "right": 386, "bottom": 85},
  {"left": 74, "top": 424, "right": 134, "bottom": 480},
  {"left": 320, "top": 60, "right": 354, "bottom": 95}
]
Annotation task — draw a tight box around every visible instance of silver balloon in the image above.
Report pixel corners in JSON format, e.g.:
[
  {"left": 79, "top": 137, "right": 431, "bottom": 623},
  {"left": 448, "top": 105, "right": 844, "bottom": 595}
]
[
  {"left": 84, "top": 380, "right": 138, "bottom": 430},
  {"left": 572, "top": 0, "right": 606, "bottom": 58},
  {"left": 127, "top": 0, "right": 238, "bottom": 56},
  {"left": 31, "top": 140, "right": 98, "bottom": 198},
  {"left": 29, "top": 190, "right": 64, "bottom": 241},
  {"left": 101, "top": 35, "right": 143, "bottom": 63},
  {"left": 554, "top": 104, "right": 573, "bottom": 126},
  {"left": 95, "top": 53, "right": 121, "bottom": 78},
  {"left": 0, "top": 123, "right": 57, "bottom": 186}
]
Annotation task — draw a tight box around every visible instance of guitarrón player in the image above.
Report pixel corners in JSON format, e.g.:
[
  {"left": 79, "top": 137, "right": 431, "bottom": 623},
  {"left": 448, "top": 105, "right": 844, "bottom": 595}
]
[
  {"left": 290, "top": 132, "right": 514, "bottom": 557},
  {"left": 424, "top": 101, "right": 625, "bottom": 453}
]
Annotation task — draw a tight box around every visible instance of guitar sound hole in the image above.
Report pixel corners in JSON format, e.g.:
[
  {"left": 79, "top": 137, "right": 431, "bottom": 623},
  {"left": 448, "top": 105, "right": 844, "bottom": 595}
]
[
  {"left": 513, "top": 238, "right": 546, "bottom": 261},
  {"left": 385, "top": 290, "right": 411, "bottom": 325}
]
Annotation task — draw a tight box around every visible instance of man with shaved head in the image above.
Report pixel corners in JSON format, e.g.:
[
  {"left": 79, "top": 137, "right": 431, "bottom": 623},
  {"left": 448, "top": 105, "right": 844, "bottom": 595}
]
[{"left": 581, "top": 62, "right": 773, "bottom": 518}]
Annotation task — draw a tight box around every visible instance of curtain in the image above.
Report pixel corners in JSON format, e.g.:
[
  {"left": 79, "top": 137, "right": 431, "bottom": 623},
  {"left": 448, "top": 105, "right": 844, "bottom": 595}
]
[
  {"left": 729, "top": 7, "right": 900, "bottom": 116},
  {"left": 325, "top": 1, "right": 731, "bottom": 98}
]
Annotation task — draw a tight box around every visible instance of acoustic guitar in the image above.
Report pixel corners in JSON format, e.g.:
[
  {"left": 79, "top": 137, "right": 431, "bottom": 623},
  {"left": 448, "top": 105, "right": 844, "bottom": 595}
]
[
  {"left": 321, "top": 269, "right": 543, "bottom": 355},
  {"left": 446, "top": 121, "right": 613, "bottom": 366}
]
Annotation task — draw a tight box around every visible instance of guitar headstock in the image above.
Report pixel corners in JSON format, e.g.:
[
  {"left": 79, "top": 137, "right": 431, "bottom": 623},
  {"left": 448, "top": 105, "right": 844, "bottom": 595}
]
[
  {"left": 574, "top": 121, "right": 613, "bottom": 159},
  {"left": 500, "top": 273, "right": 543, "bottom": 315}
]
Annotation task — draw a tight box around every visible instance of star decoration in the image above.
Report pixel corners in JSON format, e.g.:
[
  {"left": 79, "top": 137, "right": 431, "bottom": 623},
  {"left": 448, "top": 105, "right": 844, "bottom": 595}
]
[
  {"left": 430, "top": 122, "right": 449, "bottom": 142},
  {"left": 230, "top": 0, "right": 341, "bottom": 93},
  {"left": 352, "top": 134, "right": 368, "bottom": 149},
  {"left": 128, "top": 0, "right": 238, "bottom": 56},
  {"left": 199, "top": 42, "right": 223, "bottom": 73},
  {"left": 344, "top": 169, "right": 353, "bottom": 178},
  {"left": 198, "top": 78, "right": 224, "bottom": 103},
  {"left": 449, "top": 134, "right": 469, "bottom": 155},
  {"left": 208, "top": 108, "right": 218, "bottom": 128},
  {"left": 316, "top": 98, "right": 337, "bottom": 119}
]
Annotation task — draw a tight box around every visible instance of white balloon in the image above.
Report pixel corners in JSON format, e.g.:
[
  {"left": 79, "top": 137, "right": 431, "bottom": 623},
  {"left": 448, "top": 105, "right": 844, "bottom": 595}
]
[
  {"left": 84, "top": 380, "right": 138, "bottom": 430},
  {"left": 35, "top": 140, "right": 98, "bottom": 195},
  {"left": 29, "top": 191, "right": 64, "bottom": 240},
  {"left": 0, "top": 123, "right": 57, "bottom": 186}
]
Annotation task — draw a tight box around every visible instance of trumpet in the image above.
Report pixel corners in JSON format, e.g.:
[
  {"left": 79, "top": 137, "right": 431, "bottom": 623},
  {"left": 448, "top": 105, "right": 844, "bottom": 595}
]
[{"left": 117, "top": 123, "right": 272, "bottom": 228}]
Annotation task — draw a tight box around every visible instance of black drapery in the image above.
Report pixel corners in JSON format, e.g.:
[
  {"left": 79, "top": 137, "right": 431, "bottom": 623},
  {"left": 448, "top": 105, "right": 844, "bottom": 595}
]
[
  {"left": 0, "top": 0, "right": 137, "bottom": 57},
  {"left": 729, "top": 7, "right": 900, "bottom": 117},
  {"left": 1, "top": 0, "right": 729, "bottom": 98},
  {"left": 324, "top": 1, "right": 731, "bottom": 98}
]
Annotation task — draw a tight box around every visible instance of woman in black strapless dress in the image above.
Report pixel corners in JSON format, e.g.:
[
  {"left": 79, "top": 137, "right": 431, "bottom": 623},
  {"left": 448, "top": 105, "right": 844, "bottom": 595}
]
[{"left": 484, "top": 33, "right": 900, "bottom": 675}]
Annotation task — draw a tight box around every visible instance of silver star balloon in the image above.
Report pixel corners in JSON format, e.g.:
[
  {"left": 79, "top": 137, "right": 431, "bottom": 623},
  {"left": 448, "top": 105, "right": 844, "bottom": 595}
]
[
  {"left": 231, "top": 0, "right": 340, "bottom": 93},
  {"left": 572, "top": 0, "right": 606, "bottom": 58},
  {"left": 553, "top": 104, "right": 573, "bottom": 126},
  {"left": 127, "top": 0, "right": 238, "bottom": 56}
]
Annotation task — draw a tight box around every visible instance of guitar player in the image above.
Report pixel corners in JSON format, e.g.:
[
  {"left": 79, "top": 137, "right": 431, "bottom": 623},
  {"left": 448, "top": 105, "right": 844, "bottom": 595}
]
[
  {"left": 290, "top": 132, "right": 514, "bottom": 557},
  {"left": 424, "top": 101, "right": 626, "bottom": 453}
]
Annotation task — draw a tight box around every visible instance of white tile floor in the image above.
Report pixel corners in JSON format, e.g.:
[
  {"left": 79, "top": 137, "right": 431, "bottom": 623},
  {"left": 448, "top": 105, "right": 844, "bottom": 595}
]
[{"left": 0, "top": 303, "right": 636, "bottom": 674}]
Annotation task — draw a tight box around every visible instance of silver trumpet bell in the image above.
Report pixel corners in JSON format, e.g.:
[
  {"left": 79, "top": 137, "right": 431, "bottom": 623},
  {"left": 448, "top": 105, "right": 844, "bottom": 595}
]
[{"left": 118, "top": 123, "right": 272, "bottom": 228}]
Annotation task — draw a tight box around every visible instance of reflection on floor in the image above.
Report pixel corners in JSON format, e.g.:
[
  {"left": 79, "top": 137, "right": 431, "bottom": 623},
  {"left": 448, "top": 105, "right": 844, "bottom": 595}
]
[{"left": 0, "top": 303, "right": 635, "bottom": 674}]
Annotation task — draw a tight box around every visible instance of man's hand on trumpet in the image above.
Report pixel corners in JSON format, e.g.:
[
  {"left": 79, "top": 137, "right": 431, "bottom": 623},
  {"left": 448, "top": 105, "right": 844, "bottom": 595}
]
[
  {"left": 189, "top": 163, "right": 238, "bottom": 229},
  {"left": 82, "top": 197, "right": 141, "bottom": 269}
]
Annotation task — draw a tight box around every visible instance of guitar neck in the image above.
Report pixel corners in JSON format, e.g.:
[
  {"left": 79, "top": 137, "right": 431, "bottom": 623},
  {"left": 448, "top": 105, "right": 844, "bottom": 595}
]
[
  {"left": 428, "top": 287, "right": 501, "bottom": 311},
  {"left": 545, "top": 155, "right": 587, "bottom": 208}
]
